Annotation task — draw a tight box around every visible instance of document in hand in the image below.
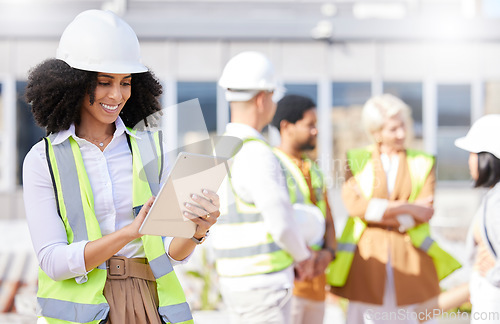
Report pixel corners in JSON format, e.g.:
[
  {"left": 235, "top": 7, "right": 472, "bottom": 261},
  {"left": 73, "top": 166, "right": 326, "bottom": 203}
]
[{"left": 139, "top": 152, "right": 229, "bottom": 238}]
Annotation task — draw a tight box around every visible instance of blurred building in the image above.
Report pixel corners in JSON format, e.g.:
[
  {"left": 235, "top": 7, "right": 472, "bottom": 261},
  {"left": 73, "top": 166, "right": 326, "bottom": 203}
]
[
  {"left": 0, "top": 0, "right": 498, "bottom": 319},
  {"left": 2, "top": 0, "right": 500, "bottom": 186}
]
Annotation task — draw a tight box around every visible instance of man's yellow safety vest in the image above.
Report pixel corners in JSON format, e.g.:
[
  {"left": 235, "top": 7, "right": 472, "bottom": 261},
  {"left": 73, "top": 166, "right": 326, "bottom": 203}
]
[
  {"left": 273, "top": 148, "right": 327, "bottom": 251},
  {"left": 326, "top": 147, "right": 461, "bottom": 287},
  {"left": 38, "top": 130, "right": 193, "bottom": 324},
  {"left": 213, "top": 138, "right": 294, "bottom": 277}
]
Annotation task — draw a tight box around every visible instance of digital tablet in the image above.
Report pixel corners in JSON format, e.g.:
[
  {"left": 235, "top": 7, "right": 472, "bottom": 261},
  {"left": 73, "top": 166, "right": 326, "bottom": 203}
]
[{"left": 139, "top": 152, "right": 229, "bottom": 238}]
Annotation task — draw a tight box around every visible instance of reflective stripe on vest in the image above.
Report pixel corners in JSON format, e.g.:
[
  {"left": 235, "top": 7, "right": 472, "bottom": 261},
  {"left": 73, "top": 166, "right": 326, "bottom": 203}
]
[
  {"left": 38, "top": 136, "right": 108, "bottom": 324},
  {"left": 272, "top": 148, "right": 326, "bottom": 212},
  {"left": 213, "top": 137, "right": 294, "bottom": 277},
  {"left": 326, "top": 147, "right": 461, "bottom": 287},
  {"left": 406, "top": 222, "right": 461, "bottom": 281},
  {"left": 40, "top": 132, "right": 193, "bottom": 324},
  {"left": 273, "top": 148, "right": 327, "bottom": 250}
]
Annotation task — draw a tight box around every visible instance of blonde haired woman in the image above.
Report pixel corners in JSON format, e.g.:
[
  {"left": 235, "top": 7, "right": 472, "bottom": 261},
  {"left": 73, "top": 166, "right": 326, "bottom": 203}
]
[{"left": 329, "top": 94, "right": 459, "bottom": 323}]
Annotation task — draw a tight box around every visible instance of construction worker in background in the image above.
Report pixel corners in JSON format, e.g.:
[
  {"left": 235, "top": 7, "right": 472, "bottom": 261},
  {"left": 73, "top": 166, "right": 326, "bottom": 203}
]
[
  {"left": 270, "top": 94, "right": 336, "bottom": 324},
  {"left": 327, "top": 94, "right": 461, "bottom": 323},
  {"left": 23, "top": 10, "right": 219, "bottom": 324},
  {"left": 212, "top": 51, "right": 314, "bottom": 324},
  {"left": 455, "top": 115, "right": 500, "bottom": 323}
]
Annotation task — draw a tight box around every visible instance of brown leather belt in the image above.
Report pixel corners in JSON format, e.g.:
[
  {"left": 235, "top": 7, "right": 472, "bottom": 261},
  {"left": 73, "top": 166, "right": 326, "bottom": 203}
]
[
  {"left": 106, "top": 256, "right": 155, "bottom": 281},
  {"left": 366, "top": 223, "right": 399, "bottom": 232}
]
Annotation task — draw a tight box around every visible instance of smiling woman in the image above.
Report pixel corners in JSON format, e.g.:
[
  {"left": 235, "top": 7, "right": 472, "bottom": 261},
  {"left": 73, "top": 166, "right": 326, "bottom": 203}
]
[
  {"left": 22, "top": 9, "right": 220, "bottom": 324},
  {"left": 329, "top": 94, "right": 461, "bottom": 324},
  {"left": 76, "top": 73, "right": 133, "bottom": 150},
  {"left": 25, "top": 59, "right": 162, "bottom": 136}
]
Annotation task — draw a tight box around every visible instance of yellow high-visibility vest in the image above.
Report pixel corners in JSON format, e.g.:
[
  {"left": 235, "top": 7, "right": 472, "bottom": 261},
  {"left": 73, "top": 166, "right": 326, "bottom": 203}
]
[
  {"left": 38, "top": 130, "right": 193, "bottom": 324},
  {"left": 326, "top": 147, "right": 461, "bottom": 287},
  {"left": 273, "top": 148, "right": 327, "bottom": 251},
  {"left": 213, "top": 138, "right": 294, "bottom": 277}
]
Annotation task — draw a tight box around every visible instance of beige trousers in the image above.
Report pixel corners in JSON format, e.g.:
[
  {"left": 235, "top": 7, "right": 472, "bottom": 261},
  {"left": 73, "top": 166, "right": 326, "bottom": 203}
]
[{"left": 290, "top": 296, "right": 325, "bottom": 324}]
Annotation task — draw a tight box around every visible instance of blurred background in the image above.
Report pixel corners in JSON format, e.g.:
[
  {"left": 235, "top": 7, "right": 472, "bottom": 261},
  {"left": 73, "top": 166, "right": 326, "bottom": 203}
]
[{"left": 1, "top": 0, "right": 499, "bottom": 322}]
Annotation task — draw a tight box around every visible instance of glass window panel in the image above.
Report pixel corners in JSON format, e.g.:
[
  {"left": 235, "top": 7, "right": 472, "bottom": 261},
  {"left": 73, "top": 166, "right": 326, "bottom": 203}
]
[
  {"left": 177, "top": 82, "right": 217, "bottom": 132},
  {"left": 482, "top": 0, "right": 500, "bottom": 18},
  {"left": 332, "top": 82, "right": 371, "bottom": 107},
  {"left": 436, "top": 128, "right": 471, "bottom": 181},
  {"left": 384, "top": 82, "right": 423, "bottom": 137},
  {"left": 436, "top": 84, "right": 471, "bottom": 180},
  {"left": 0, "top": 83, "right": 3, "bottom": 133},
  {"left": 284, "top": 83, "right": 317, "bottom": 104},
  {"left": 330, "top": 82, "right": 371, "bottom": 167},
  {"left": 437, "top": 84, "right": 471, "bottom": 127},
  {"left": 17, "top": 81, "right": 45, "bottom": 185}
]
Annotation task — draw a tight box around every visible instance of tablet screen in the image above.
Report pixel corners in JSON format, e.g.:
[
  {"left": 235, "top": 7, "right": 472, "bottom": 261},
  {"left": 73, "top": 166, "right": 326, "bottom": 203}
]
[{"left": 139, "top": 152, "right": 229, "bottom": 237}]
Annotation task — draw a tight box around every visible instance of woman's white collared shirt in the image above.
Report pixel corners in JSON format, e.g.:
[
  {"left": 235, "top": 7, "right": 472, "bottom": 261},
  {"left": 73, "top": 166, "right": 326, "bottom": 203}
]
[{"left": 23, "top": 117, "right": 187, "bottom": 282}]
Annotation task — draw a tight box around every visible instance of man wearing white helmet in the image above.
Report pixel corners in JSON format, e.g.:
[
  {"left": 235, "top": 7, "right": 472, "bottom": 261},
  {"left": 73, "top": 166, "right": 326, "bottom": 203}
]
[
  {"left": 23, "top": 10, "right": 220, "bottom": 324},
  {"left": 212, "top": 51, "right": 314, "bottom": 324}
]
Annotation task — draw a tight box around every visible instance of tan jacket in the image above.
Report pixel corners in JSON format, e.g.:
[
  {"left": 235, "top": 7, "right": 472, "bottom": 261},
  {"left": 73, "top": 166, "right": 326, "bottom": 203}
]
[{"left": 330, "top": 148, "right": 440, "bottom": 306}]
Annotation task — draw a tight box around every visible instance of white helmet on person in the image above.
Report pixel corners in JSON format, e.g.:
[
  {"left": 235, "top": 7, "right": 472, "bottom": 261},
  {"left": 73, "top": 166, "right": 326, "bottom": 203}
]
[
  {"left": 218, "top": 51, "right": 283, "bottom": 102},
  {"left": 455, "top": 114, "right": 500, "bottom": 159},
  {"left": 56, "top": 9, "right": 147, "bottom": 74}
]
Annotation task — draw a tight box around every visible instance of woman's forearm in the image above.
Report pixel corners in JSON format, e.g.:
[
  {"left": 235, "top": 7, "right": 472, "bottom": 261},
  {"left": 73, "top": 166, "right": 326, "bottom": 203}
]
[
  {"left": 382, "top": 200, "right": 411, "bottom": 220},
  {"left": 83, "top": 196, "right": 155, "bottom": 271},
  {"left": 83, "top": 228, "right": 136, "bottom": 271},
  {"left": 383, "top": 200, "right": 434, "bottom": 223},
  {"left": 168, "top": 237, "right": 198, "bottom": 261}
]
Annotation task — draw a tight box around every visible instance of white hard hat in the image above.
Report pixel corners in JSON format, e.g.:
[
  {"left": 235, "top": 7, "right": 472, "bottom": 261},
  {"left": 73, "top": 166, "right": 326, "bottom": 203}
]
[
  {"left": 292, "top": 203, "right": 325, "bottom": 246},
  {"left": 56, "top": 10, "right": 147, "bottom": 74},
  {"left": 218, "top": 51, "right": 282, "bottom": 102},
  {"left": 455, "top": 114, "right": 500, "bottom": 159}
]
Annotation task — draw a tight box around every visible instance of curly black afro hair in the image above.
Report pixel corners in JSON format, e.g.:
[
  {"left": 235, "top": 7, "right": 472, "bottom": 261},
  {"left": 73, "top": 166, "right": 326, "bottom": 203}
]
[{"left": 25, "top": 59, "right": 163, "bottom": 134}]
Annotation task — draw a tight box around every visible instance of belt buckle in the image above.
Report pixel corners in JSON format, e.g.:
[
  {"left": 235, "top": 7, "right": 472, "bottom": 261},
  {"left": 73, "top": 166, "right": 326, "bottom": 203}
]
[{"left": 107, "top": 256, "right": 129, "bottom": 279}]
